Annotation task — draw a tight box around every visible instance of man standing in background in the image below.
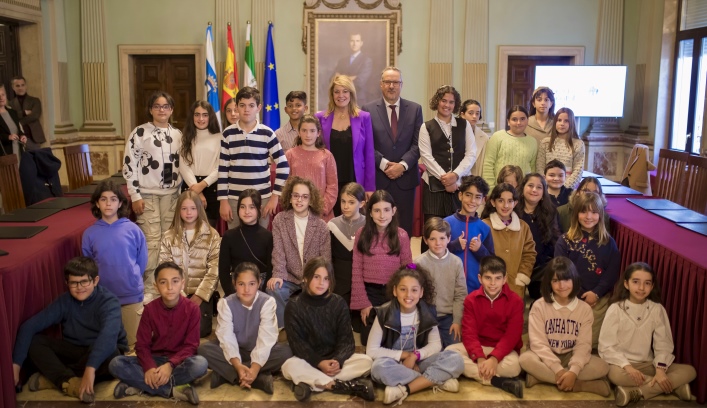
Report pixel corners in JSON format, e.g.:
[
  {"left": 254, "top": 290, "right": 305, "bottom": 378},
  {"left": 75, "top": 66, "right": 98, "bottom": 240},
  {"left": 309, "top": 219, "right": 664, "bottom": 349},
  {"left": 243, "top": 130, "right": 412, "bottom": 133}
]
[
  {"left": 10, "top": 76, "right": 46, "bottom": 150},
  {"left": 362, "top": 67, "right": 423, "bottom": 236}
]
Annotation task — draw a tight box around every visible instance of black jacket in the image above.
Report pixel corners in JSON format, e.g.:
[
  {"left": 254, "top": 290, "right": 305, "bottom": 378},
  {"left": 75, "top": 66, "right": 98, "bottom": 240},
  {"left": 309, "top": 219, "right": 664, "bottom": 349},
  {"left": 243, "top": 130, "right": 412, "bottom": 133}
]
[
  {"left": 19, "top": 148, "right": 63, "bottom": 205},
  {"left": 374, "top": 299, "right": 438, "bottom": 350},
  {"left": 284, "top": 291, "right": 354, "bottom": 368}
]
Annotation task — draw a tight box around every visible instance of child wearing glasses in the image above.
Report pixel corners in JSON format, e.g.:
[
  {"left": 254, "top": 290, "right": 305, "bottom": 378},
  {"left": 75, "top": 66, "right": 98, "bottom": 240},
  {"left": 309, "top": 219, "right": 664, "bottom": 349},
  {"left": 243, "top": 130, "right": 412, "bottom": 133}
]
[
  {"left": 123, "top": 90, "right": 182, "bottom": 304},
  {"left": 12, "top": 257, "right": 127, "bottom": 403},
  {"left": 266, "top": 176, "right": 331, "bottom": 329}
]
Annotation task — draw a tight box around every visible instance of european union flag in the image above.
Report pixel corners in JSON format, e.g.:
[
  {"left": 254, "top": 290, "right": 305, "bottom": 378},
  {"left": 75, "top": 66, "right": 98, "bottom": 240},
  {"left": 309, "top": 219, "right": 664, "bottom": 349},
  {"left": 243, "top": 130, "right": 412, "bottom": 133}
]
[{"left": 263, "top": 23, "right": 280, "bottom": 130}]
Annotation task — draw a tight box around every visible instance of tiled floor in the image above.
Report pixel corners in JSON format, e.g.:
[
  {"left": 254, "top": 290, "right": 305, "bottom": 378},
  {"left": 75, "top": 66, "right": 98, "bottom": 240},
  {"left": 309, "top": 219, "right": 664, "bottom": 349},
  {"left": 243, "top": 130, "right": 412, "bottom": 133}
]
[{"left": 13, "top": 238, "right": 696, "bottom": 407}]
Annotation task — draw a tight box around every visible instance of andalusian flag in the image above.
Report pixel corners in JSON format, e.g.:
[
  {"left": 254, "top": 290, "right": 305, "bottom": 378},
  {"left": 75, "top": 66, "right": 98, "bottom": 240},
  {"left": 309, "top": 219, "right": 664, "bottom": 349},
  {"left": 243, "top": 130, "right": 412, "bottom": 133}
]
[
  {"left": 205, "top": 24, "right": 221, "bottom": 129},
  {"left": 244, "top": 22, "right": 257, "bottom": 88},
  {"left": 222, "top": 23, "right": 238, "bottom": 108}
]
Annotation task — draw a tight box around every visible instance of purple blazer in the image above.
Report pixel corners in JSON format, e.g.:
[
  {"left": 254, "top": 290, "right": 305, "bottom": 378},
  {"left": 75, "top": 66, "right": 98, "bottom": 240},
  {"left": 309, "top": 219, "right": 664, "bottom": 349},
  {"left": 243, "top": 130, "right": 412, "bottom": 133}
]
[{"left": 315, "top": 110, "right": 376, "bottom": 191}]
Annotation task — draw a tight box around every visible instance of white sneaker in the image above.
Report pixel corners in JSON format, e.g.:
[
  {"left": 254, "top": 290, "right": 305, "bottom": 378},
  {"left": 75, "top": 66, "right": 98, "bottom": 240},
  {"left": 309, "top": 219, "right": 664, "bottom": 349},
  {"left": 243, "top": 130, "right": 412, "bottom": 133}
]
[
  {"left": 384, "top": 385, "right": 408, "bottom": 405},
  {"left": 433, "top": 378, "right": 459, "bottom": 393}
]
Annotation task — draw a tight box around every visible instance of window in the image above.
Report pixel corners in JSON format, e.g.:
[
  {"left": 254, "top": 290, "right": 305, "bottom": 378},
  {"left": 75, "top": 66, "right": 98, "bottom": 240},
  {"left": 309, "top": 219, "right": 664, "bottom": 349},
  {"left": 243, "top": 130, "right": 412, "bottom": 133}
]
[{"left": 671, "top": 0, "right": 707, "bottom": 153}]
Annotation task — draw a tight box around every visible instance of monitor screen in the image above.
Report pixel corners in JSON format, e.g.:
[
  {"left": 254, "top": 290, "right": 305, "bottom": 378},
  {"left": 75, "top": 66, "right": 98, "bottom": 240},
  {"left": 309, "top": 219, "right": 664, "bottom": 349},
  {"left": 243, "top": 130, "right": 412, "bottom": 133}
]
[{"left": 534, "top": 65, "right": 627, "bottom": 117}]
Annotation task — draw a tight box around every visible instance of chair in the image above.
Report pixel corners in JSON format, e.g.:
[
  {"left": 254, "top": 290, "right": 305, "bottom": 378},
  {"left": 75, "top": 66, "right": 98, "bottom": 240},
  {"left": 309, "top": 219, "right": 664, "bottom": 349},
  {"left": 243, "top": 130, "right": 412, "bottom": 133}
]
[
  {"left": 684, "top": 154, "right": 707, "bottom": 215},
  {"left": 0, "top": 154, "right": 26, "bottom": 213},
  {"left": 654, "top": 149, "right": 689, "bottom": 204},
  {"left": 63, "top": 144, "right": 93, "bottom": 190}
]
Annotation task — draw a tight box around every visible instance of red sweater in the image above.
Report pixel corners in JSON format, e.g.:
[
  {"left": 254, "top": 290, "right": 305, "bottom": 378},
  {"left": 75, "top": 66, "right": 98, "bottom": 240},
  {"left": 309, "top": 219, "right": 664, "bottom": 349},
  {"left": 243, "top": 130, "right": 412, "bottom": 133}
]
[
  {"left": 461, "top": 283, "right": 524, "bottom": 363},
  {"left": 136, "top": 296, "right": 201, "bottom": 371}
]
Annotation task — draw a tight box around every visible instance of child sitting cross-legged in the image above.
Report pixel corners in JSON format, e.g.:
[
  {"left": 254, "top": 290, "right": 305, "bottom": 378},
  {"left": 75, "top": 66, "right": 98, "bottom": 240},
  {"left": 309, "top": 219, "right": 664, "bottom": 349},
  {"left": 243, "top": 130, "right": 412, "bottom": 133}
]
[
  {"left": 367, "top": 264, "right": 464, "bottom": 405},
  {"left": 446, "top": 255, "right": 524, "bottom": 398},
  {"left": 281, "top": 257, "right": 375, "bottom": 402},
  {"left": 199, "top": 262, "right": 293, "bottom": 395},
  {"left": 12, "top": 257, "right": 128, "bottom": 404},
  {"left": 109, "top": 262, "right": 208, "bottom": 405}
]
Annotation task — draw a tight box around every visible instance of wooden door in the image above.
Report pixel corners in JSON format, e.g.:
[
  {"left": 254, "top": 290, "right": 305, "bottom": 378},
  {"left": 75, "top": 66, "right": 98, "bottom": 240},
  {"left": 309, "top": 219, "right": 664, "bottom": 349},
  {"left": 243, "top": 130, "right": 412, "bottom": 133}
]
[
  {"left": 0, "top": 22, "right": 20, "bottom": 95},
  {"left": 507, "top": 56, "right": 572, "bottom": 112},
  {"left": 133, "top": 55, "right": 195, "bottom": 130}
]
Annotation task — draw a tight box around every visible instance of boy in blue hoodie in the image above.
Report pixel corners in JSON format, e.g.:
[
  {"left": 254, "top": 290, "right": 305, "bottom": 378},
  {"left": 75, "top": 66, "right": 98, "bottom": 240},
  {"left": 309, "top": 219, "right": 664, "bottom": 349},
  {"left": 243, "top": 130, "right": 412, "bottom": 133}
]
[
  {"left": 82, "top": 179, "right": 147, "bottom": 349},
  {"left": 444, "top": 175, "right": 494, "bottom": 292},
  {"left": 12, "top": 257, "right": 128, "bottom": 403}
]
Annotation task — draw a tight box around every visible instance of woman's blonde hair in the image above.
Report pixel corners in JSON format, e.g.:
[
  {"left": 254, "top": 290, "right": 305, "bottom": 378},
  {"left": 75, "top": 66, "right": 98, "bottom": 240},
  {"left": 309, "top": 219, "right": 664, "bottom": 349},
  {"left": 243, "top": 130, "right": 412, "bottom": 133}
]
[
  {"left": 567, "top": 191, "right": 610, "bottom": 246},
  {"left": 280, "top": 175, "right": 324, "bottom": 216},
  {"left": 169, "top": 190, "right": 212, "bottom": 245},
  {"left": 325, "top": 75, "right": 361, "bottom": 118}
]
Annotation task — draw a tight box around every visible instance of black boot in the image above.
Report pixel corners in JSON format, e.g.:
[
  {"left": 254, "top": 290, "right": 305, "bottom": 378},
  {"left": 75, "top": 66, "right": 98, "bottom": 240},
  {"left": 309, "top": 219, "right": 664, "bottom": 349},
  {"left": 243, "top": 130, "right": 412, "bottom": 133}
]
[
  {"left": 491, "top": 376, "right": 523, "bottom": 398},
  {"left": 293, "top": 382, "right": 312, "bottom": 401},
  {"left": 251, "top": 372, "right": 274, "bottom": 395},
  {"left": 330, "top": 378, "right": 375, "bottom": 401}
]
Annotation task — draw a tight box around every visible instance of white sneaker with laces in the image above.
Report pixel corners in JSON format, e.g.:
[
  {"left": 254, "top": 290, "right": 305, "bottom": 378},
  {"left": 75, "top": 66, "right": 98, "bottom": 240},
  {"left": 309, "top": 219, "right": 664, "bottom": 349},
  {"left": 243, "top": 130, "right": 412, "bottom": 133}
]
[
  {"left": 384, "top": 384, "right": 409, "bottom": 405},
  {"left": 433, "top": 378, "right": 459, "bottom": 393}
]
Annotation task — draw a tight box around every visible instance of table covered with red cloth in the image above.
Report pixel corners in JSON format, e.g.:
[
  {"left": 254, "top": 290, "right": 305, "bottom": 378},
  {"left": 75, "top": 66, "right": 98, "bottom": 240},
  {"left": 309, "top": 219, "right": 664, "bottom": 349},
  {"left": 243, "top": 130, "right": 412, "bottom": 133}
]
[
  {"left": 0, "top": 202, "right": 96, "bottom": 408},
  {"left": 606, "top": 197, "right": 707, "bottom": 403}
]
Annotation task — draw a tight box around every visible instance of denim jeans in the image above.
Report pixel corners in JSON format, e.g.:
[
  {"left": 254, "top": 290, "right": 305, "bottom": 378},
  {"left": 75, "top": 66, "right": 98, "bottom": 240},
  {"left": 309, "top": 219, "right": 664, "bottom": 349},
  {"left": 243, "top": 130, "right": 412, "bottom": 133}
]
[
  {"left": 370, "top": 350, "right": 464, "bottom": 386},
  {"left": 436, "top": 314, "right": 460, "bottom": 349},
  {"left": 109, "top": 355, "right": 208, "bottom": 398},
  {"left": 266, "top": 280, "right": 302, "bottom": 328}
]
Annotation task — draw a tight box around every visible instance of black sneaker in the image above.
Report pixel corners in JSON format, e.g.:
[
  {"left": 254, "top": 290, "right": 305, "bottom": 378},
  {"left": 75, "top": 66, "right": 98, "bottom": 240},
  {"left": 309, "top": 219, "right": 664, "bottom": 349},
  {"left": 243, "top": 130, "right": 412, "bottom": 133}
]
[
  {"left": 113, "top": 382, "right": 140, "bottom": 399},
  {"left": 210, "top": 371, "right": 228, "bottom": 389},
  {"left": 331, "top": 378, "right": 375, "bottom": 401},
  {"left": 294, "top": 382, "right": 312, "bottom": 402},
  {"left": 251, "top": 372, "right": 274, "bottom": 395},
  {"left": 172, "top": 384, "right": 199, "bottom": 405},
  {"left": 501, "top": 378, "right": 523, "bottom": 398}
]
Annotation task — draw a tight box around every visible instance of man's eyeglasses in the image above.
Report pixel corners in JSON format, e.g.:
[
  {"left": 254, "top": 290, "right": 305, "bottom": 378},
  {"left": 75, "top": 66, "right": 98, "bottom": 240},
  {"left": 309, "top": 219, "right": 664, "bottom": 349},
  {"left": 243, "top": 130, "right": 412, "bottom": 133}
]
[
  {"left": 381, "top": 80, "right": 402, "bottom": 87},
  {"left": 67, "top": 279, "right": 93, "bottom": 288}
]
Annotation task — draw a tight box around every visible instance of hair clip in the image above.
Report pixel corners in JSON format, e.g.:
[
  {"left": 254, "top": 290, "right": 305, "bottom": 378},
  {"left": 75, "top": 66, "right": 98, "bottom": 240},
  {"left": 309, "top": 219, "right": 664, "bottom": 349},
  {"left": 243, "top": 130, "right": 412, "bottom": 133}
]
[{"left": 407, "top": 263, "right": 417, "bottom": 270}]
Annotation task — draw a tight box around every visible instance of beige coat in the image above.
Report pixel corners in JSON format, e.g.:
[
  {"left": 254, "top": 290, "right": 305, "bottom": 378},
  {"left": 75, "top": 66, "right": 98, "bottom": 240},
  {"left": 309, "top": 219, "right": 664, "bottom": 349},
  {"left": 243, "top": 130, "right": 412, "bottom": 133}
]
[
  {"left": 483, "top": 212, "right": 537, "bottom": 298},
  {"left": 621, "top": 144, "right": 656, "bottom": 196},
  {"left": 159, "top": 222, "right": 221, "bottom": 301}
]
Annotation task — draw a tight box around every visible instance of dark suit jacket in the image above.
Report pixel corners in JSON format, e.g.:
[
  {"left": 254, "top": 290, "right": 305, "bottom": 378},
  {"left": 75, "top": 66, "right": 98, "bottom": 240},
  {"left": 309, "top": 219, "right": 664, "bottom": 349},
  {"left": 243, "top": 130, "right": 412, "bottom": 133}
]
[
  {"left": 333, "top": 53, "right": 373, "bottom": 105},
  {"left": 362, "top": 98, "right": 423, "bottom": 190},
  {"left": 0, "top": 108, "right": 23, "bottom": 156},
  {"left": 9, "top": 94, "right": 46, "bottom": 144},
  {"left": 315, "top": 110, "right": 376, "bottom": 192}
]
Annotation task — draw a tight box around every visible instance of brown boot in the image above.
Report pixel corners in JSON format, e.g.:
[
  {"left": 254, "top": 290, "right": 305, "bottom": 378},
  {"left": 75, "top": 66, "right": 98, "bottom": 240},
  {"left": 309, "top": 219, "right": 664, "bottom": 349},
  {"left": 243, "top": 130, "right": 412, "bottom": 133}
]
[
  {"left": 525, "top": 373, "right": 540, "bottom": 388},
  {"left": 573, "top": 378, "right": 611, "bottom": 397},
  {"left": 62, "top": 377, "right": 94, "bottom": 403},
  {"left": 27, "top": 373, "right": 55, "bottom": 392}
]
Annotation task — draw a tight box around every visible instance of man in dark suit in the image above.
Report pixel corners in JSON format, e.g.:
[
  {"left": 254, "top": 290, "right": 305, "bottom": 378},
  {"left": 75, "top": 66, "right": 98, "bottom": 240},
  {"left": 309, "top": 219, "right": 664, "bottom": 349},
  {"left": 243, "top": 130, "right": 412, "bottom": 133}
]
[
  {"left": 362, "top": 67, "right": 423, "bottom": 236},
  {"left": 333, "top": 33, "right": 373, "bottom": 106},
  {"left": 10, "top": 76, "right": 46, "bottom": 149}
]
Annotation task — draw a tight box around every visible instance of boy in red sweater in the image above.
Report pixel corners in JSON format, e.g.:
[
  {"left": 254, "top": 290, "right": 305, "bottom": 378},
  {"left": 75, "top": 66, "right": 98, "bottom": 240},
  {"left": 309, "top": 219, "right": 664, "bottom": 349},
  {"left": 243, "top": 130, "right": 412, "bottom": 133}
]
[
  {"left": 446, "top": 255, "right": 524, "bottom": 397},
  {"left": 109, "top": 262, "right": 207, "bottom": 405}
]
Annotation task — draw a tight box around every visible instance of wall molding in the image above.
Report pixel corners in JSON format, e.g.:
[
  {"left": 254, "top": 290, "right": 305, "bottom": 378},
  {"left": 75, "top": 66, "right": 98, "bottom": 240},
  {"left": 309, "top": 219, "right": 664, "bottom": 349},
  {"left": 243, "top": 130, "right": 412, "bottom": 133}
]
[{"left": 118, "top": 45, "right": 204, "bottom": 137}]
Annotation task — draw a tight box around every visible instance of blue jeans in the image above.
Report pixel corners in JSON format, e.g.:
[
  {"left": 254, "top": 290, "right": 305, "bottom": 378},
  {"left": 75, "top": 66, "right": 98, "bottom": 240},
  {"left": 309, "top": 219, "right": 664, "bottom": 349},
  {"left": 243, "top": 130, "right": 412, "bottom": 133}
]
[
  {"left": 436, "top": 314, "right": 460, "bottom": 349},
  {"left": 371, "top": 350, "right": 464, "bottom": 386},
  {"left": 109, "top": 355, "right": 208, "bottom": 398},
  {"left": 267, "top": 280, "right": 302, "bottom": 328}
]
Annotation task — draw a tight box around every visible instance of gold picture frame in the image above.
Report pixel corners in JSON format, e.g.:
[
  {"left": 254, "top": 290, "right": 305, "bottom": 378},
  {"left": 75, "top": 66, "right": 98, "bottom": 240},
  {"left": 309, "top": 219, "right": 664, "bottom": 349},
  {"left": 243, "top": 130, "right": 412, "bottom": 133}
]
[{"left": 303, "top": 5, "right": 401, "bottom": 112}]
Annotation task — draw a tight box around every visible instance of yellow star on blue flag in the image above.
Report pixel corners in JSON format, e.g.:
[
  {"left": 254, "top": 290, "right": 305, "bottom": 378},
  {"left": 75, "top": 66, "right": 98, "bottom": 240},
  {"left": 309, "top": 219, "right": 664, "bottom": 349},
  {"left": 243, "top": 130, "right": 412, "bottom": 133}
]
[{"left": 263, "top": 23, "right": 280, "bottom": 129}]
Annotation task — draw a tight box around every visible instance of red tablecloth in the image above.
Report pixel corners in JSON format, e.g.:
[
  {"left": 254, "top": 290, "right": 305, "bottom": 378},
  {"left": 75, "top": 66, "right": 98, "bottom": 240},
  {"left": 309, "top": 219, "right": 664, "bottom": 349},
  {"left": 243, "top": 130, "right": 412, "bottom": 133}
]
[
  {"left": 606, "top": 197, "right": 707, "bottom": 403},
  {"left": 0, "top": 203, "right": 96, "bottom": 408}
]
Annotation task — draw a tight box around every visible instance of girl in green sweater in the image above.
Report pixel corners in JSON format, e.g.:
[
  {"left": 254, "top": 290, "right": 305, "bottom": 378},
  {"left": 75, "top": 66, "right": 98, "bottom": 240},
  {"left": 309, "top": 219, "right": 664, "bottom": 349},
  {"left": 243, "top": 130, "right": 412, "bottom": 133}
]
[{"left": 482, "top": 106, "right": 537, "bottom": 189}]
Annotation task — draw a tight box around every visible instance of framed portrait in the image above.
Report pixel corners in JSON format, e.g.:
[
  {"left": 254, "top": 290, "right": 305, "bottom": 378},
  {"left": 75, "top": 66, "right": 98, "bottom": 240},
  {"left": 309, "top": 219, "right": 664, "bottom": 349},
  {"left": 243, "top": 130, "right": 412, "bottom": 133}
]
[{"left": 303, "top": 3, "right": 401, "bottom": 112}]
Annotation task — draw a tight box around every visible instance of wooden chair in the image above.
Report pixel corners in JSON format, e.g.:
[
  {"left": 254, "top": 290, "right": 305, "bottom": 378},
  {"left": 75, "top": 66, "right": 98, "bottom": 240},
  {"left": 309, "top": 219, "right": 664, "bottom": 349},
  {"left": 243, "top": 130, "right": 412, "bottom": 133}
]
[
  {"left": 684, "top": 154, "right": 707, "bottom": 215},
  {"left": 0, "top": 154, "right": 26, "bottom": 213},
  {"left": 654, "top": 149, "right": 689, "bottom": 204},
  {"left": 63, "top": 144, "right": 93, "bottom": 190}
]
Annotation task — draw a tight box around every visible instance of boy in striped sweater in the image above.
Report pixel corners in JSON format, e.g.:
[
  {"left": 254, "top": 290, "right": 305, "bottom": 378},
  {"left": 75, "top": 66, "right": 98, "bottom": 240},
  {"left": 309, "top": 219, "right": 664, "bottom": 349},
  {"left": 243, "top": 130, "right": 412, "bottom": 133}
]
[{"left": 218, "top": 86, "right": 290, "bottom": 229}]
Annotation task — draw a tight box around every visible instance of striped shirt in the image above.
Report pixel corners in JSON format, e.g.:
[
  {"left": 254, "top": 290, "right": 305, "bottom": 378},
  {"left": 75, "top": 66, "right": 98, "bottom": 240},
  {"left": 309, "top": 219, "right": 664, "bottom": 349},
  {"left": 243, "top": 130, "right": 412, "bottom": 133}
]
[{"left": 217, "top": 121, "right": 289, "bottom": 200}]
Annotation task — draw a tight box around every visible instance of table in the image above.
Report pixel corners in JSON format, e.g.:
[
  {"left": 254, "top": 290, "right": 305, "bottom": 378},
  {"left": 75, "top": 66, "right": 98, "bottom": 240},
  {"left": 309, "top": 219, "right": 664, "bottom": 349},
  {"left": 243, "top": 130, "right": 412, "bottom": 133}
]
[
  {"left": 0, "top": 202, "right": 96, "bottom": 408},
  {"left": 607, "top": 197, "right": 707, "bottom": 403}
]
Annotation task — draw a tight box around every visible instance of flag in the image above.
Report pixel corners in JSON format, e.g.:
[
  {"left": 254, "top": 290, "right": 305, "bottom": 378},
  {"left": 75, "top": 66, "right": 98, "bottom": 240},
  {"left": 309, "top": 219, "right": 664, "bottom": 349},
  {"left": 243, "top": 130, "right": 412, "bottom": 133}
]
[
  {"left": 205, "top": 24, "right": 222, "bottom": 129},
  {"left": 244, "top": 22, "right": 257, "bottom": 88},
  {"left": 262, "top": 23, "right": 280, "bottom": 130},
  {"left": 222, "top": 23, "right": 238, "bottom": 109}
]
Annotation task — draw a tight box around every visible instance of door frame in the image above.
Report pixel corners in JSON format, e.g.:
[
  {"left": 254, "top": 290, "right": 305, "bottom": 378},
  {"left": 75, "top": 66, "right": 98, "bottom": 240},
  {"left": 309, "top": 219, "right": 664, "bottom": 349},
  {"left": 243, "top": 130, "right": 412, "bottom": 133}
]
[
  {"left": 118, "top": 45, "right": 204, "bottom": 136},
  {"left": 497, "top": 46, "right": 584, "bottom": 130}
]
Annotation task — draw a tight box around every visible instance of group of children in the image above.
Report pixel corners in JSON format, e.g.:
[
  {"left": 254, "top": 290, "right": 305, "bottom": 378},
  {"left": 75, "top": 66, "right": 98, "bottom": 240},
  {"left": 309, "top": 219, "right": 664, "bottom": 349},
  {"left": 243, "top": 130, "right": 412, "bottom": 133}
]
[{"left": 9, "top": 82, "right": 697, "bottom": 406}]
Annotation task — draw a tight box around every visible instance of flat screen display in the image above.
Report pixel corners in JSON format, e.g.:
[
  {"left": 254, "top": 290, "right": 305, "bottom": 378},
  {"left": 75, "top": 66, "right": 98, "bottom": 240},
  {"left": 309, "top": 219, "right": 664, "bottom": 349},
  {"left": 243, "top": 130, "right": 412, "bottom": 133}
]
[{"left": 534, "top": 65, "right": 627, "bottom": 117}]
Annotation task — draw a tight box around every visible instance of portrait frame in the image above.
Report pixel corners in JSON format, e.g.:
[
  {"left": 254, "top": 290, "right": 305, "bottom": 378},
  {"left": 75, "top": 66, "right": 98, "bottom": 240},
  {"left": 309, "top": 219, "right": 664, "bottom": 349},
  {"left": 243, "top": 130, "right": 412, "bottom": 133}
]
[{"left": 303, "top": 3, "right": 401, "bottom": 112}]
